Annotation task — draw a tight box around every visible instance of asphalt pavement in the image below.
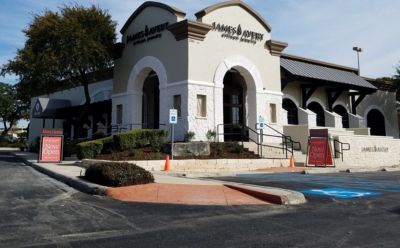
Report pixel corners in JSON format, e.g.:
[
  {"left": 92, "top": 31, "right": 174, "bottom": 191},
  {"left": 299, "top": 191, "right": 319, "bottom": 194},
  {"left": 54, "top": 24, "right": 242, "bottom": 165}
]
[{"left": 2, "top": 151, "right": 400, "bottom": 247}]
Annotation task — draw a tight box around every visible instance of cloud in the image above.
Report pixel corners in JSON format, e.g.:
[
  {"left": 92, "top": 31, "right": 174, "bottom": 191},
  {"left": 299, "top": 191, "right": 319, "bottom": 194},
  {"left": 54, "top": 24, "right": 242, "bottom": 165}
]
[{"left": 1, "top": 0, "right": 399, "bottom": 80}]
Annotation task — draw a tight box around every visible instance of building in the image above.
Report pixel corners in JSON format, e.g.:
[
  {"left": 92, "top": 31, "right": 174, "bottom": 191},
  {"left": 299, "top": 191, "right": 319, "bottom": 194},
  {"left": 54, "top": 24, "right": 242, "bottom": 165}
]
[{"left": 29, "top": 0, "right": 399, "bottom": 166}]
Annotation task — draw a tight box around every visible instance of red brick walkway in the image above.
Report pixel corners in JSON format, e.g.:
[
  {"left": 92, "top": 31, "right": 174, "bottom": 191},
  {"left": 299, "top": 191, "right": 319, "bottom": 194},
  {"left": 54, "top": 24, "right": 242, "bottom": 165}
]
[{"left": 106, "top": 183, "right": 269, "bottom": 206}]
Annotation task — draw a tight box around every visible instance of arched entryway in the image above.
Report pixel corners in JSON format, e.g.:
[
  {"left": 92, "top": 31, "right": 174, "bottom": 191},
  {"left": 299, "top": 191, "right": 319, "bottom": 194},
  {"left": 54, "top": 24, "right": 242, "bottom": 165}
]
[
  {"left": 282, "top": 98, "right": 298, "bottom": 125},
  {"left": 333, "top": 105, "right": 349, "bottom": 128},
  {"left": 223, "top": 69, "right": 247, "bottom": 141},
  {"left": 308, "top": 102, "right": 325, "bottom": 127},
  {"left": 367, "top": 109, "right": 386, "bottom": 136},
  {"left": 142, "top": 71, "right": 160, "bottom": 129}
]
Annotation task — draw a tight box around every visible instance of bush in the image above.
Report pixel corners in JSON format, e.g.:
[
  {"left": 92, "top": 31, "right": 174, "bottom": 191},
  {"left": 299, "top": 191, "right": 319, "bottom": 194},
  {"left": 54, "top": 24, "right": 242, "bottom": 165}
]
[
  {"left": 113, "top": 129, "right": 168, "bottom": 151},
  {"left": 206, "top": 130, "right": 216, "bottom": 142},
  {"left": 184, "top": 131, "right": 195, "bottom": 142},
  {"left": 77, "top": 140, "right": 103, "bottom": 159},
  {"left": 84, "top": 162, "right": 154, "bottom": 187}
]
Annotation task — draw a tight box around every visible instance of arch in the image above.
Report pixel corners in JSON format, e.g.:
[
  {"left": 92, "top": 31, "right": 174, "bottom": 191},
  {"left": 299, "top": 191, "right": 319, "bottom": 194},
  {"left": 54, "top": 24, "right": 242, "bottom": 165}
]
[
  {"left": 195, "top": 0, "right": 271, "bottom": 32},
  {"left": 214, "top": 55, "right": 262, "bottom": 91},
  {"left": 307, "top": 96, "right": 326, "bottom": 110},
  {"left": 366, "top": 108, "right": 386, "bottom": 136},
  {"left": 127, "top": 56, "right": 168, "bottom": 92},
  {"left": 283, "top": 94, "right": 300, "bottom": 108},
  {"left": 307, "top": 101, "right": 325, "bottom": 127},
  {"left": 121, "top": 2, "right": 186, "bottom": 34},
  {"left": 282, "top": 98, "right": 299, "bottom": 125},
  {"left": 333, "top": 104, "right": 349, "bottom": 128}
]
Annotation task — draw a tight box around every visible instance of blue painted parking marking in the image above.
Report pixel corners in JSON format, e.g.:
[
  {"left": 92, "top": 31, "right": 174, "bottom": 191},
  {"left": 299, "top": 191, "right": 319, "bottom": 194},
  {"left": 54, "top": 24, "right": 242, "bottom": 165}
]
[
  {"left": 300, "top": 188, "right": 381, "bottom": 199},
  {"left": 236, "top": 173, "right": 400, "bottom": 192}
]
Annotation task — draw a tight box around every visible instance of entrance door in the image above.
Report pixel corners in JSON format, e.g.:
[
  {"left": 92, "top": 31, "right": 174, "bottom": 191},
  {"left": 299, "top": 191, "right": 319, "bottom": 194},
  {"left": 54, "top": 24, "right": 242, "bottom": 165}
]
[
  {"left": 142, "top": 71, "right": 160, "bottom": 129},
  {"left": 223, "top": 69, "right": 247, "bottom": 141}
]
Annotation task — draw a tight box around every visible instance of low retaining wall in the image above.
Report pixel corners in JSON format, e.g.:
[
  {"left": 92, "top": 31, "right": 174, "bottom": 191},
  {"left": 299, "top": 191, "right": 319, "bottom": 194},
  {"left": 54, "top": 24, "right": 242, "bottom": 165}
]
[
  {"left": 82, "top": 158, "right": 290, "bottom": 173},
  {"left": 334, "top": 135, "right": 400, "bottom": 168}
]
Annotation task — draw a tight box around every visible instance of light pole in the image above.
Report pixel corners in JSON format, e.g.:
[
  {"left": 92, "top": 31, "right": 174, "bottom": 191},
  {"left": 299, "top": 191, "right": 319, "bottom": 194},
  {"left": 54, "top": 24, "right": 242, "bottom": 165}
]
[{"left": 353, "top": 46, "right": 362, "bottom": 75}]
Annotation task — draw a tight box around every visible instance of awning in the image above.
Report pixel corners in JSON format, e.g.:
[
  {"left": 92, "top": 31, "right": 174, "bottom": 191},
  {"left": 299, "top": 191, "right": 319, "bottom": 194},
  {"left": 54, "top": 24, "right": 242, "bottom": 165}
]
[
  {"left": 281, "top": 57, "right": 377, "bottom": 92},
  {"left": 32, "top": 98, "right": 71, "bottom": 119}
]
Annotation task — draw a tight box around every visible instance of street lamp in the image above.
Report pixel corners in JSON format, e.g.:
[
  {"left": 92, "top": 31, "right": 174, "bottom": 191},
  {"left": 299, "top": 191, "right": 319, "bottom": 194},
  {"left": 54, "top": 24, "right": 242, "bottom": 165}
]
[{"left": 353, "top": 46, "right": 363, "bottom": 75}]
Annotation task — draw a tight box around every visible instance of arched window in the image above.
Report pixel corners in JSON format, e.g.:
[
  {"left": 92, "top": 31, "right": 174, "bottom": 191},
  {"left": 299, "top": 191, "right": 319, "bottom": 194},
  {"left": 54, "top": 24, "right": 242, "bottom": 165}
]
[
  {"left": 333, "top": 105, "right": 349, "bottom": 128},
  {"left": 307, "top": 102, "right": 325, "bottom": 127},
  {"left": 282, "top": 98, "right": 298, "bottom": 125},
  {"left": 367, "top": 109, "right": 386, "bottom": 136}
]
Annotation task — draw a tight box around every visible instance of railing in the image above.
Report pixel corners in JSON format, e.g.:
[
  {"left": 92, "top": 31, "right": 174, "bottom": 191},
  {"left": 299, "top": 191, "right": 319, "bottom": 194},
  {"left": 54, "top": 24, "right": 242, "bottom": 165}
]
[
  {"left": 216, "top": 123, "right": 301, "bottom": 159},
  {"left": 333, "top": 139, "right": 350, "bottom": 161},
  {"left": 109, "top": 123, "right": 167, "bottom": 134}
]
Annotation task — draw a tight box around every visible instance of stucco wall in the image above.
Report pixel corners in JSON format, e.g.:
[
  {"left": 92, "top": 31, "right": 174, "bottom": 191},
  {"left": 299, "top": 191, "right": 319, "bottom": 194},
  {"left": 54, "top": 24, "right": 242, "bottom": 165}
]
[
  {"left": 191, "top": 5, "right": 280, "bottom": 92},
  {"left": 114, "top": 7, "right": 188, "bottom": 94},
  {"left": 357, "top": 90, "right": 399, "bottom": 138}
]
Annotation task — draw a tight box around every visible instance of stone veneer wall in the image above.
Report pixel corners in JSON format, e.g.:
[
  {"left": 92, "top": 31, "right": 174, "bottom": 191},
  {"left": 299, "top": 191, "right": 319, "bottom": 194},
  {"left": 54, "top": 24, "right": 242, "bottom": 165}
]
[{"left": 334, "top": 135, "right": 400, "bottom": 168}]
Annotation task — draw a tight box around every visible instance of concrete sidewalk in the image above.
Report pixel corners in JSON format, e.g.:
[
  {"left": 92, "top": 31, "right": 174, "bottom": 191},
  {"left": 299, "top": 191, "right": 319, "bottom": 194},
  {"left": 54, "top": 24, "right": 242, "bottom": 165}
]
[{"left": 6, "top": 150, "right": 306, "bottom": 205}]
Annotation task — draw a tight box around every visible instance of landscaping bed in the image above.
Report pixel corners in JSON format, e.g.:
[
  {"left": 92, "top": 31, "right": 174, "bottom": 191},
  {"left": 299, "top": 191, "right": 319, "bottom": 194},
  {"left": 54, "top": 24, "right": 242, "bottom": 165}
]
[{"left": 94, "top": 142, "right": 259, "bottom": 161}]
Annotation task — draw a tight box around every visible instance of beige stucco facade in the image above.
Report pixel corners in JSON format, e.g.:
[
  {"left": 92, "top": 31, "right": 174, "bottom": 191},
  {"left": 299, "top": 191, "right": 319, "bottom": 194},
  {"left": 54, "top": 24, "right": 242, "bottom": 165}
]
[{"left": 112, "top": 1, "right": 285, "bottom": 141}]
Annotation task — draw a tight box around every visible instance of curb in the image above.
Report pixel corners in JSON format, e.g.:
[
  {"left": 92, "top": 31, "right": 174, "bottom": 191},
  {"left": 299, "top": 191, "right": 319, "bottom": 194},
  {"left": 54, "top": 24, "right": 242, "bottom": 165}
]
[
  {"left": 223, "top": 183, "right": 306, "bottom": 205},
  {"left": 14, "top": 154, "right": 107, "bottom": 196}
]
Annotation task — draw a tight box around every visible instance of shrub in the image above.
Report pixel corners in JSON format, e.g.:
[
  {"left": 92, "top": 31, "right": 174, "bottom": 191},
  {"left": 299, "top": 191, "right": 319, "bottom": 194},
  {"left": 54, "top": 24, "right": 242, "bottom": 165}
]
[
  {"left": 231, "top": 143, "right": 244, "bottom": 154},
  {"left": 113, "top": 129, "right": 168, "bottom": 151},
  {"left": 184, "top": 131, "right": 195, "bottom": 142},
  {"left": 77, "top": 140, "right": 103, "bottom": 159},
  {"left": 216, "top": 142, "right": 224, "bottom": 156},
  {"left": 206, "top": 130, "right": 216, "bottom": 142},
  {"left": 63, "top": 139, "right": 84, "bottom": 157},
  {"left": 84, "top": 162, "right": 154, "bottom": 187}
]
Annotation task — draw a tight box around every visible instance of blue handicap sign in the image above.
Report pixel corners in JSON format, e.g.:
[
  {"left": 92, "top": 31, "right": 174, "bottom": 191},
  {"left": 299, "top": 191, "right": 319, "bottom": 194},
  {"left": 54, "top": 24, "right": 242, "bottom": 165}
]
[
  {"left": 171, "top": 116, "right": 176, "bottom": 122},
  {"left": 300, "top": 188, "right": 381, "bottom": 199}
]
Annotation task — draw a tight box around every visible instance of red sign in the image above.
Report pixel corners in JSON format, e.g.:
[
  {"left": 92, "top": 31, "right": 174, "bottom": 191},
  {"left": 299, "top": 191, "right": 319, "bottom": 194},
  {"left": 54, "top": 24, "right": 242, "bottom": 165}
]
[
  {"left": 307, "top": 138, "right": 333, "bottom": 166},
  {"left": 40, "top": 136, "right": 63, "bottom": 162},
  {"left": 42, "top": 129, "right": 63, "bottom": 135}
]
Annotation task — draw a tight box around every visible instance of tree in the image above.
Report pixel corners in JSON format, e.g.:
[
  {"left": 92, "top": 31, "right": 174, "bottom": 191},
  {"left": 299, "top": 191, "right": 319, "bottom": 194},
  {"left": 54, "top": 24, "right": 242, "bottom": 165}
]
[
  {"left": 0, "top": 82, "right": 29, "bottom": 138},
  {"left": 394, "top": 63, "right": 400, "bottom": 101},
  {"left": 1, "top": 5, "right": 116, "bottom": 122}
]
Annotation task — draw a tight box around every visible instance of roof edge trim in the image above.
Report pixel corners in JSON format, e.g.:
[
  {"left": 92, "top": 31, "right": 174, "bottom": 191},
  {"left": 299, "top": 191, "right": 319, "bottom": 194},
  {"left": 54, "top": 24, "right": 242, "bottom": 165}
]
[
  {"left": 281, "top": 53, "right": 359, "bottom": 74},
  {"left": 120, "top": 1, "right": 186, "bottom": 34},
  {"left": 195, "top": 0, "right": 272, "bottom": 32}
]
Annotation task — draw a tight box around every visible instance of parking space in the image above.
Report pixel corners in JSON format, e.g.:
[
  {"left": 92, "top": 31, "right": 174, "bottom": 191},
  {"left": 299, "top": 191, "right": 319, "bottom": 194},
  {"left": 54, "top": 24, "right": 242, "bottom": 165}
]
[{"left": 212, "top": 171, "right": 400, "bottom": 201}]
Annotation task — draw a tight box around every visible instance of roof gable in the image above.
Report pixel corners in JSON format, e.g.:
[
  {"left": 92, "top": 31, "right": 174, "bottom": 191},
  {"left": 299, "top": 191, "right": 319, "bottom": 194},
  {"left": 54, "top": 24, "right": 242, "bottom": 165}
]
[
  {"left": 195, "top": 0, "right": 271, "bottom": 33},
  {"left": 120, "top": 1, "right": 186, "bottom": 34}
]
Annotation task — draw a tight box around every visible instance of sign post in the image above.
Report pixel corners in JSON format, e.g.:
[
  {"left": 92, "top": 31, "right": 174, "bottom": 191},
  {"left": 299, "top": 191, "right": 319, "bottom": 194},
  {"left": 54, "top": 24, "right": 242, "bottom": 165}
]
[
  {"left": 169, "top": 109, "right": 178, "bottom": 160},
  {"left": 306, "top": 129, "right": 334, "bottom": 167},
  {"left": 38, "top": 129, "right": 64, "bottom": 163},
  {"left": 257, "top": 116, "right": 265, "bottom": 158}
]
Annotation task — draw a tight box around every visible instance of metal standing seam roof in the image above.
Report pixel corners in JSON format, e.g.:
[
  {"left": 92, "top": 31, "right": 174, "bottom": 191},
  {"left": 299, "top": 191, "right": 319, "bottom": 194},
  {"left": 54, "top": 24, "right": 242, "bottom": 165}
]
[{"left": 281, "top": 58, "right": 377, "bottom": 90}]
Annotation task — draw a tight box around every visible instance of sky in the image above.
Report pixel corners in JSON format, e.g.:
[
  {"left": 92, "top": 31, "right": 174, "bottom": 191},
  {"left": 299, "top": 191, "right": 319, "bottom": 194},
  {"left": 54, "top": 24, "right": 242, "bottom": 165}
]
[{"left": 0, "top": 0, "right": 400, "bottom": 127}]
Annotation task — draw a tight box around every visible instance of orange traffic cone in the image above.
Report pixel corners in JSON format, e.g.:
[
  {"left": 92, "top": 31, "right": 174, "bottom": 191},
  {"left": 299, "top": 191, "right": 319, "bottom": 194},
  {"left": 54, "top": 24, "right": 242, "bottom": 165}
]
[
  {"left": 164, "top": 155, "right": 170, "bottom": 171},
  {"left": 289, "top": 155, "right": 295, "bottom": 168}
]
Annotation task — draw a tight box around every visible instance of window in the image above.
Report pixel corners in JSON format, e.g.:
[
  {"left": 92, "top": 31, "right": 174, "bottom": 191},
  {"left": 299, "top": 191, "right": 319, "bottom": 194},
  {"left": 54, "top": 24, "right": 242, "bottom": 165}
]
[
  {"left": 270, "top": 103, "right": 277, "bottom": 124},
  {"left": 197, "top": 95, "right": 207, "bottom": 118},
  {"left": 116, "top": 104, "right": 123, "bottom": 125},
  {"left": 173, "top": 95, "right": 181, "bottom": 117}
]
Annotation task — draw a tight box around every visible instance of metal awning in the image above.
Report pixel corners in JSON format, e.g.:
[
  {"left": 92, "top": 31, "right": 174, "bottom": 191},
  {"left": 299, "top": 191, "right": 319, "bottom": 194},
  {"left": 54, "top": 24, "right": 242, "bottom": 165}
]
[
  {"left": 32, "top": 98, "right": 72, "bottom": 119},
  {"left": 281, "top": 57, "right": 377, "bottom": 92}
]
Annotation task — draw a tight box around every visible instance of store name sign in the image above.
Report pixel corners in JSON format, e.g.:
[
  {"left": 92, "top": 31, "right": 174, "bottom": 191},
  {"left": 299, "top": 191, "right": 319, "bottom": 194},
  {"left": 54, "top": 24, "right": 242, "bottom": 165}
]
[
  {"left": 126, "top": 22, "right": 169, "bottom": 46},
  {"left": 211, "top": 22, "right": 264, "bottom": 45}
]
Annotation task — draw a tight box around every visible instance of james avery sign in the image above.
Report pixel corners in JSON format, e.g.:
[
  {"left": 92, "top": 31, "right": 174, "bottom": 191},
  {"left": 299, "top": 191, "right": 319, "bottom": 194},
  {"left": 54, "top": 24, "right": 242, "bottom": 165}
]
[{"left": 211, "top": 22, "right": 264, "bottom": 45}]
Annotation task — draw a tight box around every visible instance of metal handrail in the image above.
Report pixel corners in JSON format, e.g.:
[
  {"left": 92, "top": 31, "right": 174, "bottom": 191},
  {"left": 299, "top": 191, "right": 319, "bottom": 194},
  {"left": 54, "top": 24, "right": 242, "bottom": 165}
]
[
  {"left": 333, "top": 139, "right": 350, "bottom": 161},
  {"left": 216, "top": 124, "right": 298, "bottom": 159}
]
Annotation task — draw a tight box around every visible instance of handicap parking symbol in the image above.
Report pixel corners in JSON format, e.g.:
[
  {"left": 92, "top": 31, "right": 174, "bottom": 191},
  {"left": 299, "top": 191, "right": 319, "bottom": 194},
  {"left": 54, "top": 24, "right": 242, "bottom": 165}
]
[{"left": 300, "top": 188, "right": 381, "bottom": 199}]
